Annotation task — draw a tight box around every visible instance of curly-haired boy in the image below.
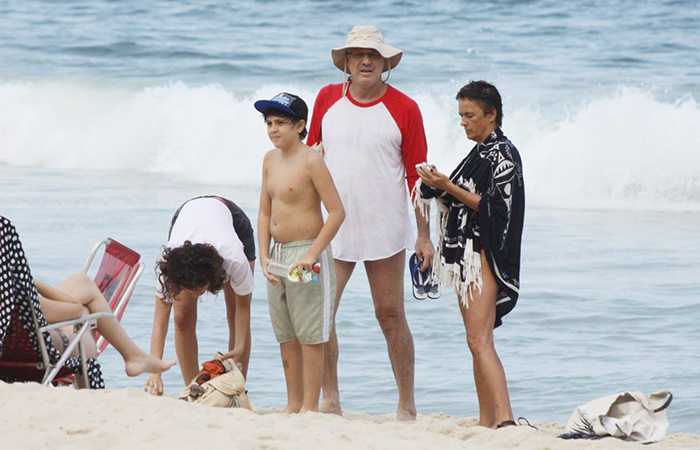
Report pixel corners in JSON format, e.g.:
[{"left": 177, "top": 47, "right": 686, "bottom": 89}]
[{"left": 144, "top": 196, "right": 255, "bottom": 396}]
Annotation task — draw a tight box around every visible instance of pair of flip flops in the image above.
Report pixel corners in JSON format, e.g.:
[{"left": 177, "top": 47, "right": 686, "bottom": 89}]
[{"left": 409, "top": 253, "right": 440, "bottom": 300}]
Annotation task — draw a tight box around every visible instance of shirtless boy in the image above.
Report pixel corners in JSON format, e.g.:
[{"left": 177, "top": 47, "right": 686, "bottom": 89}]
[{"left": 255, "top": 92, "right": 345, "bottom": 414}]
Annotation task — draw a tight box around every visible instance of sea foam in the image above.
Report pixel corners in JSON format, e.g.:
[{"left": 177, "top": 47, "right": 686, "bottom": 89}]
[{"left": 1, "top": 80, "right": 698, "bottom": 211}]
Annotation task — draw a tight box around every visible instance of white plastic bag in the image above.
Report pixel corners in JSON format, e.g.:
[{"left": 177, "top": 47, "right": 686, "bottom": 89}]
[{"left": 565, "top": 389, "right": 672, "bottom": 443}]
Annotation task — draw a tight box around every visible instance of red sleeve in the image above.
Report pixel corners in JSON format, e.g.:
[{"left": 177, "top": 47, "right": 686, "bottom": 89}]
[
  {"left": 307, "top": 85, "right": 332, "bottom": 146},
  {"left": 383, "top": 87, "right": 428, "bottom": 193}
]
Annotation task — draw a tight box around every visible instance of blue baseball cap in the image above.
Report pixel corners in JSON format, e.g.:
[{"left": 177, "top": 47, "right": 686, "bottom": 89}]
[{"left": 254, "top": 92, "right": 308, "bottom": 122}]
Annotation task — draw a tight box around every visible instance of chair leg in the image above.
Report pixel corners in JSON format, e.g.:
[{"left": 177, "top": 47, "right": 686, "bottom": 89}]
[{"left": 79, "top": 340, "right": 89, "bottom": 388}]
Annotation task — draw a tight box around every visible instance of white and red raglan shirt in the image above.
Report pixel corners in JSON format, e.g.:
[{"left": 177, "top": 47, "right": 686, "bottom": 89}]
[{"left": 308, "top": 83, "right": 428, "bottom": 262}]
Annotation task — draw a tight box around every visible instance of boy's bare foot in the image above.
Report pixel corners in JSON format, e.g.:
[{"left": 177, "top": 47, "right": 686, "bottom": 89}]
[
  {"left": 125, "top": 354, "right": 177, "bottom": 377},
  {"left": 299, "top": 406, "right": 319, "bottom": 414},
  {"left": 319, "top": 399, "right": 342, "bottom": 416},
  {"left": 281, "top": 405, "right": 301, "bottom": 414},
  {"left": 396, "top": 407, "right": 417, "bottom": 421}
]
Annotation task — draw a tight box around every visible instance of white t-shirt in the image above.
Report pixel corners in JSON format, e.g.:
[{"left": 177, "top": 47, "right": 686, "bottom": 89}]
[
  {"left": 156, "top": 197, "right": 255, "bottom": 300},
  {"left": 308, "top": 84, "right": 428, "bottom": 261}
]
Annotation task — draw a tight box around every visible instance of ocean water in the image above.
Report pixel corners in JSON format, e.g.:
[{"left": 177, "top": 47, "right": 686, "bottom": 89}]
[{"left": 1, "top": 0, "right": 699, "bottom": 434}]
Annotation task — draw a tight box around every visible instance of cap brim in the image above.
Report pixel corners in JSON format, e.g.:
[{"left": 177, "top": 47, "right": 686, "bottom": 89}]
[
  {"left": 331, "top": 43, "right": 403, "bottom": 72},
  {"left": 254, "top": 100, "right": 302, "bottom": 120}
]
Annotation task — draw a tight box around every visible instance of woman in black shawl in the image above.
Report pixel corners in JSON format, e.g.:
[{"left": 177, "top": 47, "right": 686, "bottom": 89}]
[{"left": 414, "top": 81, "right": 524, "bottom": 429}]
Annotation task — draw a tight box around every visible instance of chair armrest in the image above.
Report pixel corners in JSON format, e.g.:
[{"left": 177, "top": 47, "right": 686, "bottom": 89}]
[{"left": 39, "top": 312, "right": 113, "bottom": 333}]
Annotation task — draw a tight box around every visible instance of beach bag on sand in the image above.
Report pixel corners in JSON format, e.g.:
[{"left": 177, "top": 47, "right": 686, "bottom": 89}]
[
  {"left": 179, "top": 353, "right": 252, "bottom": 410},
  {"left": 563, "top": 389, "right": 672, "bottom": 443}
]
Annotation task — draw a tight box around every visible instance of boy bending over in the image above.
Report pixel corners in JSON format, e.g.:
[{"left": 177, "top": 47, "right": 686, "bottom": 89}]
[
  {"left": 255, "top": 93, "right": 345, "bottom": 414},
  {"left": 145, "top": 196, "right": 255, "bottom": 396}
]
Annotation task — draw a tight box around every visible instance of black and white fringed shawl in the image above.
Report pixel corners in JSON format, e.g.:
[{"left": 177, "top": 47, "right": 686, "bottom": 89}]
[{"left": 413, "top": 128, "right": 525, "bottom": 328}]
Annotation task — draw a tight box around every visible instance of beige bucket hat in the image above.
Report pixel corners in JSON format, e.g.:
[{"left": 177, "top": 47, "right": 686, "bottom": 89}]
[{"left": 331, "top": 26, "right": 402, "bottom": 72}]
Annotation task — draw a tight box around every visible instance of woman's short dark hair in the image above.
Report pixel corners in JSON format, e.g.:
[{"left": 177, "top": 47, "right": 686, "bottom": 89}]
[
  {"left": 262, "top": 108, "right": 308, "bottom": 141},
  {"left": 156, "top": 241, "right": 227, "bottom": 300},
  {"left": 456, "top": 81, "right": 503, "bottom": 127}
]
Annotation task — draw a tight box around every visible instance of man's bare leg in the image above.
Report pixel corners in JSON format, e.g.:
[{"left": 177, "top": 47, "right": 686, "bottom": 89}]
[
  {"left": 320, "top": 258, "right": 355, "bottom": 415},
  {"left": 173, "top": 292, "right": 200, "bottom": 385},
  {"left": 459, "top": 250, "right": 514, "bottom": 428},
  {"left": 365, "top": 250, "right": 417, "bottom": 421},
  {"left": 56, "top": 273, "right": 176, "bottom": 376},
  {"left": 300, "top": 343, "right": 324, "bottom": 413},
  {"left": 280, "top": 339, "right": 304, "bottom": 414}
]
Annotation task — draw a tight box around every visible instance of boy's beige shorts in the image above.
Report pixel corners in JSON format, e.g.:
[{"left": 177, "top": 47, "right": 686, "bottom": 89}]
[{"left": 267, "top": 239, "right": 336, "bottom": 345}]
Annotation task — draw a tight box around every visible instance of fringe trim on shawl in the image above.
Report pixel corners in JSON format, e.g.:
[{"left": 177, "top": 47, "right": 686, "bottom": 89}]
[
  {"left": 412, "top": 178, "right": 483, "bottom": 308},
  {"left": 432, "top": 203, "right": 483, "bottom": 308},
  {"left": 411, "top": 178, "right": 432, "bottom": 220}
]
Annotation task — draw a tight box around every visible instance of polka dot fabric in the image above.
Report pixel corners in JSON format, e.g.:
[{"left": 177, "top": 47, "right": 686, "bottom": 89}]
[{"left": 0, "top": 217, "right": 105, "bottom": 388}]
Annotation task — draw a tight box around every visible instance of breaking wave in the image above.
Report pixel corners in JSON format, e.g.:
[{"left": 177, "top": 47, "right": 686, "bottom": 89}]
[{"left": 1, "top": 79, "right": 698, "bottom": 211}]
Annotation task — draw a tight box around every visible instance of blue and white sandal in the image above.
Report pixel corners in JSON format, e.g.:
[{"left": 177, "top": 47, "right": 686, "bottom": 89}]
[
  {"left": 410, "top": 253, "right": 441, "bottom": 300},
  {"left": 409, "top": 253, "right": 428, "bottom": 300}
]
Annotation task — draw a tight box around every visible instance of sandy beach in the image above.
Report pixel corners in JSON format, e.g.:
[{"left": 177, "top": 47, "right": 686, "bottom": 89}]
[
  {"left": 1, "top": 382, "right": 697, "bottom": 449},
  {"left": 1, "top": 1, "right": 699, "bottom": 448}
]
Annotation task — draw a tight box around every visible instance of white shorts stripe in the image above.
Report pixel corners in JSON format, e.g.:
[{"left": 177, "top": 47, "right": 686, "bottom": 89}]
[{"left": 320, "top": 248, "right": 332, "bottom": 342}]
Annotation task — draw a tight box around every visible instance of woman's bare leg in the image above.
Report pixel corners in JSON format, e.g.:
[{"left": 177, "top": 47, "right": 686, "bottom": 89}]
[
  {"left": 459, "top": 251, "right": 514, "bottom": 428},
  {"left": 57, "top": 273, "right": 176, "bottom": 377}
]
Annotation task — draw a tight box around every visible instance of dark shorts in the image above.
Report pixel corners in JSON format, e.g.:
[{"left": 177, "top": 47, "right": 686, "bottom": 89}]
[{"left": 169, "top": 195, "right": 256, "bottom": 261}]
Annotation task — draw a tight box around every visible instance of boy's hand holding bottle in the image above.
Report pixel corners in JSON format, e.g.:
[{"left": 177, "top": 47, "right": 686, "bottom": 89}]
[
  {"left": 260, "top": 255, "right": 281, "bottom": 287},
  {"left": 291, "top": 252, "right": 319, "bottom": 283},
  {"left": 267, "top": 252, "right": 321, "bottom": 284}
]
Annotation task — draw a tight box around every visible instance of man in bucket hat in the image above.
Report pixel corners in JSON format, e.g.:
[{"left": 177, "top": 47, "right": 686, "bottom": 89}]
[{"left": 308, "top": 25, "right": 434, "bottom": 420}]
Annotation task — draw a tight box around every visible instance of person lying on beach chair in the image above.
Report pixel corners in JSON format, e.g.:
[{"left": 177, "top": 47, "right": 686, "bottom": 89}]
[
  {"left": 36, "top": 274, "right": 177, "bottom": 378},
  {"left": 0, "top": 216, "right": 175, "bottom": 388}
]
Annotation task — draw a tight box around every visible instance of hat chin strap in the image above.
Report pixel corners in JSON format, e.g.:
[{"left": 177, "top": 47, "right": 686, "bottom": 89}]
[
  {"left": 383, "top": 60, "right": 391, "bottom": 83},
  {"left": 342, "top": 59, "right": 349, "bottom": 98}
]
